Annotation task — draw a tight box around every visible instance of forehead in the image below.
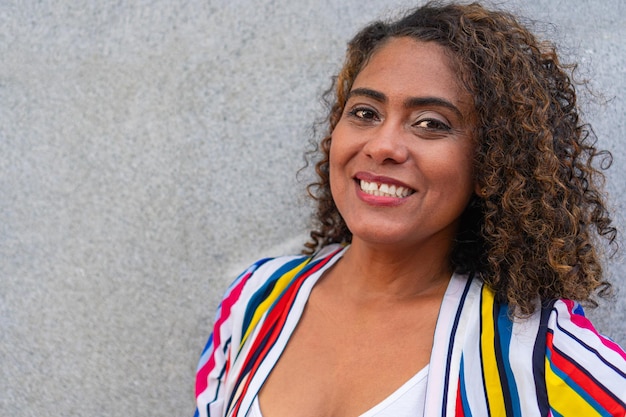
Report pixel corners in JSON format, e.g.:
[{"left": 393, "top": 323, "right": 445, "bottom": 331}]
[{"left": 352, "top": 37, "right": 470, "bottom": 107}]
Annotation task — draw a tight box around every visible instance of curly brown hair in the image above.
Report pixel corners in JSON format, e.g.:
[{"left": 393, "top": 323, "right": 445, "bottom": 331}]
[{"left": 304, "top": 1, "right": 617, "bottom": 315}]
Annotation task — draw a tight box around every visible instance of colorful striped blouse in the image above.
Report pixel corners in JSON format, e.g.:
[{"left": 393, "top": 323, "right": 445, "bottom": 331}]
[{"left": 194, "top": 244, "right": 626, "bottom": 417}]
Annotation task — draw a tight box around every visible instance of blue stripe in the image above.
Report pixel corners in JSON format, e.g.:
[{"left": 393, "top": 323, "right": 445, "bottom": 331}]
[
  {"left": 241, "top": 257, "right": 307, "bottom": 334},
  {"left": 496, "top": 303, "right": 523, "bottom": 416},
  {"left": 198, "top": 333, "right": 214, "bottom": 364},
  {"left": 573, "top": 303, "right": 585, "bottom": 316},
  {"left": 546, "top": 346, "right": 612, "bottom": 416},
  {"left": 459, "top": 354, "right": 473, "bottom": 417}
]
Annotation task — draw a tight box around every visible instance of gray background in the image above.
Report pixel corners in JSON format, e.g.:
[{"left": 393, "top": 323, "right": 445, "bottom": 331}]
[{"left": 1, "top": 0, "right": 624, "bottom": 416}]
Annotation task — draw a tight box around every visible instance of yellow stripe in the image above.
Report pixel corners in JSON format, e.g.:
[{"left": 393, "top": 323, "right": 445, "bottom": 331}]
[
  {"left": 545, "top": 357, "right": 602, "bottom": 416},
  {"left": 240, "top": 258, "right": 311, "bottom": 347},
  {"left": 480, "top": 286, "right": 507, "bottom": 415}
]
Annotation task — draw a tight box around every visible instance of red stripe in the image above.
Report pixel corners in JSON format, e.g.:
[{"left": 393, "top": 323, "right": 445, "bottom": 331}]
[
  {"left": 195, "top": 270, "right": 253, "bottom": 396},
  {"left": 562, "top": 300, "right": 626, "bottom": 361},
  {"left": 230, "top": 250, "right": 340, "bottom": 415},
  {"left": 546, "top": 332, "right": 625, "bottom": 415},
  {"left": 456, "top": 381, "right": 465, "bottom": 416}
]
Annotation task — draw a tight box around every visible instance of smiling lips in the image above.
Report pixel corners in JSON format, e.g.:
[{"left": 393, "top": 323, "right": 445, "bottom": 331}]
[{"left": 359, "top": 179, "right": 415, "bottom": 198}]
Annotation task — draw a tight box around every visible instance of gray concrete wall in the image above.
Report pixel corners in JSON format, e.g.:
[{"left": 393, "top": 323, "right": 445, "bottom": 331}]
[{"left": 1, "top": 0, "right": 624, "bottom": 416}]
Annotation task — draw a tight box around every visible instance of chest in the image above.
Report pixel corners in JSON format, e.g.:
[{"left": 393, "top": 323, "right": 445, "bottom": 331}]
[{"left": 257, "top": 292, "right": 440, "bottom": 417}]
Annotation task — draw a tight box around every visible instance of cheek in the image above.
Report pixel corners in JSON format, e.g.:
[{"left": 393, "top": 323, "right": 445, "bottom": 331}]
[
  {"left": 328, "top": 133, "right": 355, "bottom": 207},
  {"left": 428, "top": 147, "right": 475, "bottom": 191},
  {"left": 328, "top": 133, "right": 348, "bottom": 177},
  {"left": 451, "top": 155, "right": 476, "bottom": 199},
  {"left": 328, "top": 137, "right": 341, "bottom": 192},
  {"left": 329, "top": 122, "right": 360, "bottom": 165}
]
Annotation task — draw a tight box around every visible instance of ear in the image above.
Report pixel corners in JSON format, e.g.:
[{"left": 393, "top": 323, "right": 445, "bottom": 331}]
[{"left": 474, "top": 182, "right": 485, "bottom": 197}]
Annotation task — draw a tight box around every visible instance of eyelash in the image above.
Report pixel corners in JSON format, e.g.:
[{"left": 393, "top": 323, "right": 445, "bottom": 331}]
[
  {"left": 348, "top": 107, "right": 379, "bottom": 121},
  {"left": 413, "top": 119, "right": 451, "bottom": 132},
  {"left": 347, "top": 106, "right": 451, "bottom": 132}
]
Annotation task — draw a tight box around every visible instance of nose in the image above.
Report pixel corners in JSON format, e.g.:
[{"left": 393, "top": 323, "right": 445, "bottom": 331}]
[{"left": 363, "top": 120, "right": 409, "bottom": 165}]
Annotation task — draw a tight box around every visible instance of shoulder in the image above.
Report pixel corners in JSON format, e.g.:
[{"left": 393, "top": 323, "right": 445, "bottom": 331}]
[
  {"left": 219, "top": 243, "right": 346, "bottom": 316},
  {"left": 220, "top": 254, "right": 308, "bottom": 311},
  {"left": 546, "top": 299, "right": 626, "bottom": 363}
]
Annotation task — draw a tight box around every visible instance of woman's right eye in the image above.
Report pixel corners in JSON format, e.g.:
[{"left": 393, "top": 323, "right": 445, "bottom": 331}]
[{"left": 348, "top": 107, "right": 379, "bottom": 121}]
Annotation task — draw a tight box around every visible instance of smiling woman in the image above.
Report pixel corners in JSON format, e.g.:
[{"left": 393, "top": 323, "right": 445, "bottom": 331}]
[
  {"left": 329, "top": 38, "right": 476, "bottom": 256},
  {"left": 194, "top": 2, "right": 626, "bottom": 417}
]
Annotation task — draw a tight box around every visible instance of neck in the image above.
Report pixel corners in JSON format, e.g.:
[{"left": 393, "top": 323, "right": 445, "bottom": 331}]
[{"left": 332, "top": 238, "right": 453, "bottom": 303}]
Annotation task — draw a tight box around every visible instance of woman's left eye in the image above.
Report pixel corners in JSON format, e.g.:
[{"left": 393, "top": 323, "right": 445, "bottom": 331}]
[{"left": 414, "top": 118, "right": 451, "bottom": 131}]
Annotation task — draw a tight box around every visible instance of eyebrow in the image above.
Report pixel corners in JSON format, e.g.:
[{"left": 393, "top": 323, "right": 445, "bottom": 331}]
[{"left": 347, "top": 87, "right": 464, "bottom": 120}]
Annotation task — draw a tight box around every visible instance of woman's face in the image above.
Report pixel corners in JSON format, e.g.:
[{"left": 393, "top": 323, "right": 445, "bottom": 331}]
[{"left": 329, "top": 37, "right": 477, "bottom": 252}]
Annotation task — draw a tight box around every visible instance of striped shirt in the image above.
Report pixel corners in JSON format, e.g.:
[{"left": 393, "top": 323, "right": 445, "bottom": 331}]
[{"left": 194, "top": 244, "right": 626, "bottom": 417}]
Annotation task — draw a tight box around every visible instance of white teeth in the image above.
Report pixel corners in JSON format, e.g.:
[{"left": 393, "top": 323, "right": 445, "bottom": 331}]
[{"left": 359, "top": 180, "right": 414, "bottom": 198}]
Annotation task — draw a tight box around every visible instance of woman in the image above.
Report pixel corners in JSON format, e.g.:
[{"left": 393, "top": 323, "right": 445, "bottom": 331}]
[{"left": 195, "top": 2, "right": 626, "bottom": 416}]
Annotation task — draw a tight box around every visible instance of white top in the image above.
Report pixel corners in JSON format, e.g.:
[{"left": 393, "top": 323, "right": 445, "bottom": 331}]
[{"left": 246, "top": 365, "right": 429, "bottom": 417}]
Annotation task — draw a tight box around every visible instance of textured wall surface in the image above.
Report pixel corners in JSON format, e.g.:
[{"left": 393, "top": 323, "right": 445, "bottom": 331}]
[{"left": 1, "top": 0, "right": 624, "bottom": 416}]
